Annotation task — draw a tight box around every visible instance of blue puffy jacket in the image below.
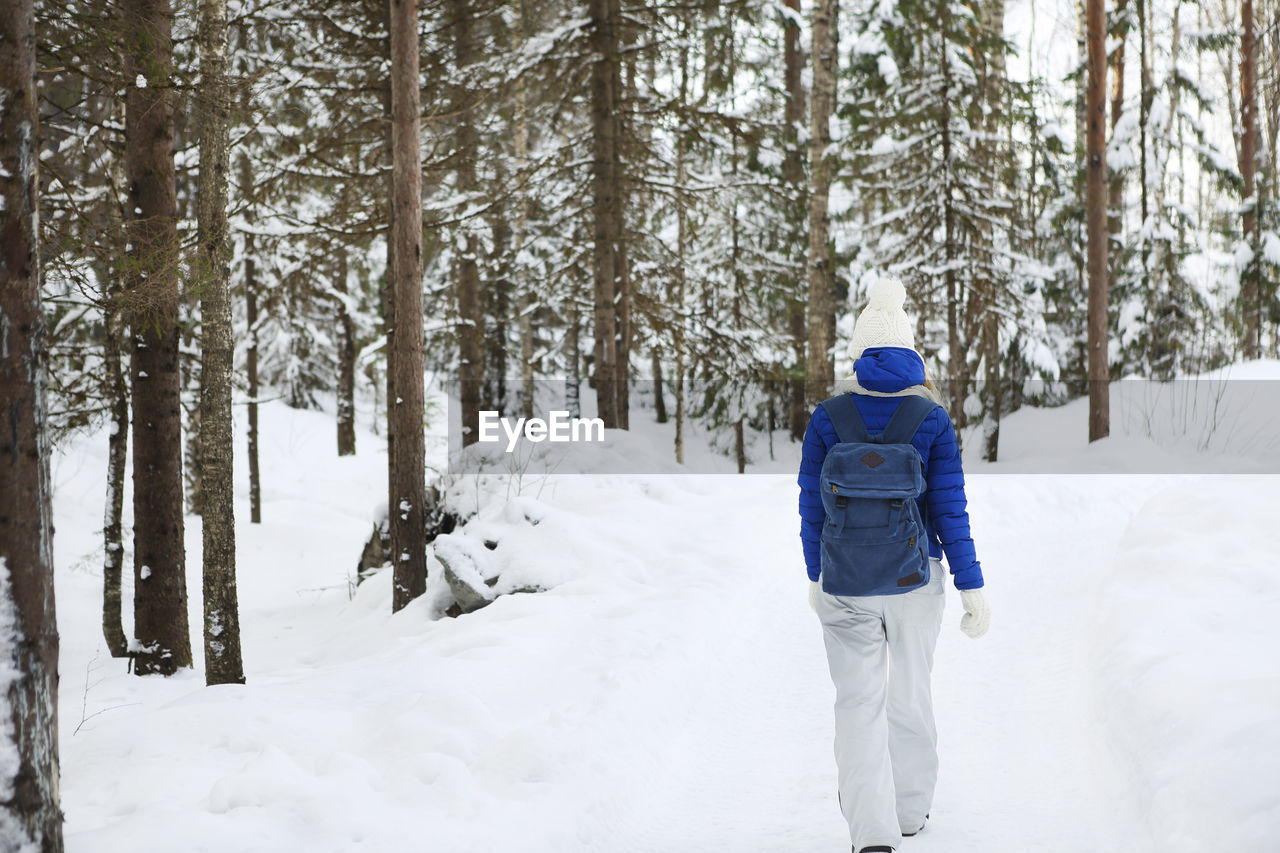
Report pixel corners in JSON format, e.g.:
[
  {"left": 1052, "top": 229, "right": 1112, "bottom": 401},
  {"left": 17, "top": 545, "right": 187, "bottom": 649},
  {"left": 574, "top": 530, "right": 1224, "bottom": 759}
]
[{"left": 798, "top": 347, "right": 984, "bottom": 590}]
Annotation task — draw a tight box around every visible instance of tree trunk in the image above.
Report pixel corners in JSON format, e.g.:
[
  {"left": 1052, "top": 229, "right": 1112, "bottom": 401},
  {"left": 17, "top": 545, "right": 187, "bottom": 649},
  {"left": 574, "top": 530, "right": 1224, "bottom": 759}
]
[
  {"left": 1074, "top": 0, "right": 1088, "bottom": 341},
  {"left": 485, "top": 175, "right": 510, "bottom": 415},
  {"left": 805, "top": 0, "right": 838, "bottom": 404},
  {"left": 589, "top": 0, "right": 620, "bottom": 428},
  {"left": 613, "top": 6, "right": 635, "bottom": 430},
  {"left": 1137, "top": 0, "right": 1153, "bottom": 350},
  {"left": 379, "top": 14, "right": 396, "bottom": 467},
  {"left": 102, "top": 96, "right": 130, "bottom": 658},
  {"left": 1108, "top": 0, "right": 1127, "bottom": 304},
  {"left": 565, "top": 298, "right": 581, "bottom": 419},
  {"left": 336, "top": 250, "right": 357, "bottom": 456},
  {"left": 197, "top": 0, "right": 244, "bottom": 686},
  {"left": 732, "top": 144, "right": 746, "bottom": 476},
  {"left": 1242, "top": 0, "right": 1261, "bottom": 358},
  {"left": 389, "top": 0, "right": 428, "bottom": 612},
  {"left": 1087, "top": 0, "right": 1110, "bottom": 441},
  {"left": 0, "top": 0, "right": 65, "bottom": 841},
  {"left": 452, "top": 0, "right": 483, "bottom": 444},
  {"left": 673, "top": 26, "right": 690, "bottom": 466},
  {"left": 124, "top": 0, "right": 192, "bottom": 676},
  {"left": 941, "top": 0, "right": 963, "bottom": 426},
  {"left": 237, "top": 152, "right": 262, "bottom": 524},
  {"left": 514, "top": 0, "right": 535, "bottom": 421},
  {"left": 245, "top": 239, "right": 262, "bottom": 524},
  {"left": 1263, "top": 0, "right": 1280, "bottom": 356},
  {"left": 102, "top": 293, "right": 130, "bottom": 658},
  {"left": 614, "top": 239, "right": 631, "bottom": 429},
  {"left": 652, "top": 348, "right": 667, "bottom": 423},
  {"left": 981, "top": 0, "right": 1007, "bottom": 463},
  {"left": 783, "top": 0, "right": 807, "bottom": 439},
  {"left": 1149, "top": 0, "right": 1181, "bottom": 378}
]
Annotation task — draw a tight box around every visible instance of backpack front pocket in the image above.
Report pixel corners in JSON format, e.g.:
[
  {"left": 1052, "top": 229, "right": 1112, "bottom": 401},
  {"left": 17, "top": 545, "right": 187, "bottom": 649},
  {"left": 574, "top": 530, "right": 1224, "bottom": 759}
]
[
  {"left": 820, "top": 529, "right": 930, "bottom": 596},
  {"left": 824, "top": 489, "right": 915, "bottom": 539}
]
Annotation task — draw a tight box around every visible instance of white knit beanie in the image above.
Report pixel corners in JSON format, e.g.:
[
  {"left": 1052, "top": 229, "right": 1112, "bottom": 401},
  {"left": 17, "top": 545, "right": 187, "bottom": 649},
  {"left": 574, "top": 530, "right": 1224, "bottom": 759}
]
[{"left": 849, "top": 277, "right": 915, "bottom": 361}]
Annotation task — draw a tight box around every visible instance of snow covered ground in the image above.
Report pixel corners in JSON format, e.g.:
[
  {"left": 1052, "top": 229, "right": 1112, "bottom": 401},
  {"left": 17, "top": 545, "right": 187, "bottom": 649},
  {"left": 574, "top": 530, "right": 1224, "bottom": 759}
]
[{"left": 50, "top": 368, "right": 1280, "bottom": 852}]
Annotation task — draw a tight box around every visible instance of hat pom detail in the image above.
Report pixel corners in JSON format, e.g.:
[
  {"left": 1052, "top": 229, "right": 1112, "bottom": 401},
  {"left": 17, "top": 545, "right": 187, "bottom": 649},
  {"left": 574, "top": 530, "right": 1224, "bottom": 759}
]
[{"left": 866, "top": 276, "right": 907, "bottom": 311}]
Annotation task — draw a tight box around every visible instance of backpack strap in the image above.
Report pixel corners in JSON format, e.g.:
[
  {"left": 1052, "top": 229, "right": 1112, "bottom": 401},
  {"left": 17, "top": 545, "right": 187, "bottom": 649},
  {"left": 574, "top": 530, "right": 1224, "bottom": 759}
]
[
  {"left": 881, "top": 394, "right": 939, "bottom": 445},
  {"left": 818, "top": 394, "right": 870, "bottom": 444}
]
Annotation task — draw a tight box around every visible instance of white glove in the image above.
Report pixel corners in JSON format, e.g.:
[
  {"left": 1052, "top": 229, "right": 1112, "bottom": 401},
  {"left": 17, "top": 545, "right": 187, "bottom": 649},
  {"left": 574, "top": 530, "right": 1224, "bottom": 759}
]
[
  {"left": 808, "top": 580, "right": 821, "bottom": 613},
  {"left": 959, "top": 588, "right": 990, "bottom": 638}
]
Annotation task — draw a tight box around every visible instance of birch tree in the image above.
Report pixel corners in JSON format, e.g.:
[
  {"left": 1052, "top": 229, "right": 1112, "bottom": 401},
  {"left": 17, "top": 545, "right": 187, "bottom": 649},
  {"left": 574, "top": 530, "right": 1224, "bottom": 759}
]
[{"left": 197, "top": 0, "right": 244, "bottom": 685}]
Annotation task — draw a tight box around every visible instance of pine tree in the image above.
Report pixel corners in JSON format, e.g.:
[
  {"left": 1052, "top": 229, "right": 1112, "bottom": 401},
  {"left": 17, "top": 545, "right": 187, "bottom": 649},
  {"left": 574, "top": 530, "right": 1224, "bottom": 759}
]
[
  {"left": 388, "top": 0, "right": 428, "bottom": 611},
  {"left": 123, "top": 0, "right": 192, "bottom": 675},
  {"left": 844, "top": 0, "right": 1019, "bottom": 430}
]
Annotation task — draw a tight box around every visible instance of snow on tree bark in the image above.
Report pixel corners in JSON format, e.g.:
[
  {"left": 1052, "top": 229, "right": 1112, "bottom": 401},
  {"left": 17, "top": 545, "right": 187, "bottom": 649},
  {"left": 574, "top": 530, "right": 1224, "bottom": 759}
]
[
  {"left": 102, "top": 95, "right": 130, "bottom": 659},
  {"left": 197, "top": 0, "right": 245, "bottom": 686},
  {"left": 388, "top": 0, "right": 428, "bottom": 612},
  {"left": 0, "top": 0, "right": 65, "bottom": 843},
  {"left": 123, "top": 0, "right": 192, "bottom": 675}
]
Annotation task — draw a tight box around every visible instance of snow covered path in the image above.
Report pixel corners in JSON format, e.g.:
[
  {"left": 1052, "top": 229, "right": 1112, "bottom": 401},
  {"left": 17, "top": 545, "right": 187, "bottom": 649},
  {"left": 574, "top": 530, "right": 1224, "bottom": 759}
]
[
  {"left": 51, "top": 404, "right": 1276, "bottom": 851},
  {"left": 549, "top": 476, "right": 1156, "bottom": 853}
]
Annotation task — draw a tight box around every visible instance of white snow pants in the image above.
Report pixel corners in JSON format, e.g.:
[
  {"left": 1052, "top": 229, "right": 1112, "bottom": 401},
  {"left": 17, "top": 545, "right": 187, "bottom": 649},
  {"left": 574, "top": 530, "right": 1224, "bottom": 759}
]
[{"left": 815, "top": 559, "right": 946, "bottom": 851}]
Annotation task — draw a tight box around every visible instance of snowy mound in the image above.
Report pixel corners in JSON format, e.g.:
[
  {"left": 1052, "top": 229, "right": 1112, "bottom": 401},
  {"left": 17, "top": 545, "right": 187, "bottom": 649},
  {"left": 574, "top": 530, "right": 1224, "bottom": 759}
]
[
  {"left": 1095, "top": 480, "right": 1280, "bottom": 853},
  {"left": 967, "top": 359, "right": 1280, "bottom": 474}
]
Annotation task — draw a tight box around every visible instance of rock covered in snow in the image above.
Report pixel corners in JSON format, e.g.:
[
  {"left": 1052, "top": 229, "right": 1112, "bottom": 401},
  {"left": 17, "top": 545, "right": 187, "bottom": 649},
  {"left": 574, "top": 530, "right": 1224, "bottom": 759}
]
[{"left": 433, "top": 534, "right": 499, "bottom": 615}]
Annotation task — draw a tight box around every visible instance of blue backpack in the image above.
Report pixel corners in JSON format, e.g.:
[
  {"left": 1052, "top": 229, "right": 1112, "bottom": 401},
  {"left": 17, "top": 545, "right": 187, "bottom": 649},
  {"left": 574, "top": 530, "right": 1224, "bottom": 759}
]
[{"left": 817, "top": 393, "right": 937, "bottom": 597}]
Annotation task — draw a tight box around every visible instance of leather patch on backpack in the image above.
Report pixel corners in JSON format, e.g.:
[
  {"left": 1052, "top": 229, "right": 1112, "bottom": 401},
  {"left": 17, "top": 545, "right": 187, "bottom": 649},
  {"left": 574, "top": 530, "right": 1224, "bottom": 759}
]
[
  {"left": 897, "top": 572, "right": 923, "bottom": 587},
  {"left": 860, "top": 451, "right": 885, "bottom": 468}
]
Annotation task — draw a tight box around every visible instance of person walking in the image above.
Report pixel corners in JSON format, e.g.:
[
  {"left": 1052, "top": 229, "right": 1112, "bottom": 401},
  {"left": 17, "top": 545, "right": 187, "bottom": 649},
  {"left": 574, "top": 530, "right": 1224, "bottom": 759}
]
[{"left": 798, "top": 277, "right": 990, "bottom": 853}]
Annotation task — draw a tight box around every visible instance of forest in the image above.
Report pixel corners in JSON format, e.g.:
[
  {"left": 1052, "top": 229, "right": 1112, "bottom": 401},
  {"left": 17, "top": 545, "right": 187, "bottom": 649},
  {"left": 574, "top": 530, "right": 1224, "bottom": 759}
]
[{"left": 4, "top": 0, "right": 1280, "bottom": 848}]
